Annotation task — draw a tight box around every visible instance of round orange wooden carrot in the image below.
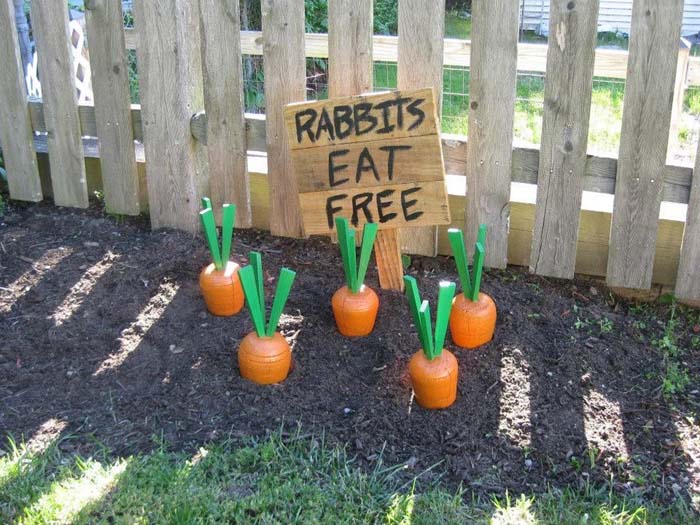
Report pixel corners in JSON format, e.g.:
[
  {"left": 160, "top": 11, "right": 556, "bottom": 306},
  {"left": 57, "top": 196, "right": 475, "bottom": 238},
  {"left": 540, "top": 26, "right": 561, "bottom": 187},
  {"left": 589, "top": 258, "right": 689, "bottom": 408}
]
[
  {"left": 238, "top": 331, "right": 292, "bottom": 385},
  {"left": 199, "top": 261, "right": 245, "bottom": 317},
  {"left": 447, "top": 226, "right": 497, "bottom": 349},
  {"left": 404, "top": 277, "right": 459, "bottom": 410},
  {"left": 332, "top": 218, "right": 379, "bottom": 337},
  {"left": 199, "top": 200, "right": 243, "bottom": 316}
]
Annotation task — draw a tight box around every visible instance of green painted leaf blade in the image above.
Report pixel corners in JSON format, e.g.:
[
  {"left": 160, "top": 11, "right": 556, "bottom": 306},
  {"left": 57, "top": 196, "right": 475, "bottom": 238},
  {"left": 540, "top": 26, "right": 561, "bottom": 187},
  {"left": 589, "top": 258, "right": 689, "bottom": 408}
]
[
  {"left": 335, "top": 217, "right": 352, "bottom": 289},
  {"left": 221, "top": 204, "right": 236, "bottom": 263},
  {"left": 419, "top": 300, "right": 434, "bottom": 359},
  {"left": 403, "top": 276, "right": 426, "bottom": 351},
  {"left": 239, "top": 265, "right": 266, "bottom": 337},
  {"left": 434, "top": 281, "right": 456, "bottom": 354},
  {"left": 471, "top": 242, "right": 485, "bottom": 301},
  {"left": 199, "top": 209, "right": 222, "bottom": 270},
  {"left": 249, "top": 251, "right": 266, "bottom": 324},
  {"left": 477, "top": 223, "right": 488, "bottom": 247},
  {"left": 266, "top": 268, "right": 296, "bottom": 337},
  {"left": 355, "top": 223, "right": 378, "bottom": 290},
  {"left": 201, "top": 197, "right": 212, "bottom": 210},
  {"left": 448, "top": 228, "right": 471, "bottom": 298},
  {"left": 345, "top": 225, "right": 358, "bottom": 292}
]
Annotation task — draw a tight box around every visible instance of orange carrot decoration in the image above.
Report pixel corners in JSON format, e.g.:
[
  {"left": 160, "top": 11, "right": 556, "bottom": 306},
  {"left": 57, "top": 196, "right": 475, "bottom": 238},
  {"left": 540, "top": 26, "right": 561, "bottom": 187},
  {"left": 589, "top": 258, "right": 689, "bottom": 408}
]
[
  {"left": 404, "top": 276, "right": 458, "bottom": 409},
  {"left": 238, "top": 252, "right": 296, "bottom": 385},
  {"left": 448, "top": 225, "right": 497, "bottom": 349},
  {"left": 331, "top": 217, "right": 379, "bottom": 337},
  {"left": 199, "top": 197, "right": 244, "bottom": 316}
]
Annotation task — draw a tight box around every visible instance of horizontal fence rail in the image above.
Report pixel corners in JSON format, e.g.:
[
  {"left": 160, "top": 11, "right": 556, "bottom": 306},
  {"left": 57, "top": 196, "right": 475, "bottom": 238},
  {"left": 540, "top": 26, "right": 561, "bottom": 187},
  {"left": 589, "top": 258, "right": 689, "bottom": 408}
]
[{"left": 0, "top": 1, "right": 698, "bottom": 303}]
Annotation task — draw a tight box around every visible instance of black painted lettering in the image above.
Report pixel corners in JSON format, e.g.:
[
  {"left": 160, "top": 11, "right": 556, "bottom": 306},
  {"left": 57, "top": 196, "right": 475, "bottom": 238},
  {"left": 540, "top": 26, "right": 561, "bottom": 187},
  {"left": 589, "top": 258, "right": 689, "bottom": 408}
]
[
  {"left": 379, "top": 145, "right": 412, "bottom": 181},
  {"left": 351, "top": 193, "right": 374, "bottom": 226},
  {"left": 328, "top": 149, "right": 350, "bottom": 187},
  {"left": 315, "top": 108, "right": 335, "bottom": 141},
  {"left": 333, "top": 105, "right": 354, "bottom": 139},
  {"left": 407, "top": 98, "right": 426, "bottom": 131},
  {"left": 374, "top": 99, "right": 396, "bottom": 134},
  {"left": 355, "top": 147, "right": 380, "bottom": 183},
  {"left": 353, "top": 102, "right": 378, "bottom": 135},
  {"left": 326, "top": 194, "right": 347, "bottom": 229},
  {"left": 401, "top": 187, "right": 424, "bottom": 221},
  {"left": 376, "top": 189, "right": 397, "bottom": 223},
  {"left": 295, "top": 108, "right": 317, "bottom": 143},
  {"left": 393, "top": 96, "right": 411, "bottom": 129}
]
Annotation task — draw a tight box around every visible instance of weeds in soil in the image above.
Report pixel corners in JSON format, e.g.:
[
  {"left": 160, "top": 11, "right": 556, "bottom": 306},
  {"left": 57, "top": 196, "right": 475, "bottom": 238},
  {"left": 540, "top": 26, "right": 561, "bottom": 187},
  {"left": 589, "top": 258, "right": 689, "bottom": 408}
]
[
  {"left": 0, "top": 432, "right": 693, "bottom": 524},
  {"left": 652, "top": 304, "right": 691, "bottom": 398}
]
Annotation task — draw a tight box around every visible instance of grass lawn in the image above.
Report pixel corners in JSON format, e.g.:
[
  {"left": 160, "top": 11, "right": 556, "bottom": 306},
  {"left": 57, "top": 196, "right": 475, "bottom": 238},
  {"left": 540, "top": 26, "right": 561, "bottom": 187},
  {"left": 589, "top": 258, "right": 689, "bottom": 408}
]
[{"left": 1, "top": 431, "right": 694, "bottom": 524}]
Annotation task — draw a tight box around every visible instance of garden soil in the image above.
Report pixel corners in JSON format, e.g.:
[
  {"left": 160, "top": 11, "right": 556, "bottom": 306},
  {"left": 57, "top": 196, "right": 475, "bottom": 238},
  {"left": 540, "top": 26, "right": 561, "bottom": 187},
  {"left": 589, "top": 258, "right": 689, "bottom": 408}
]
[{"left": 1, "top": 202, "right": 698, "bottom": 503}]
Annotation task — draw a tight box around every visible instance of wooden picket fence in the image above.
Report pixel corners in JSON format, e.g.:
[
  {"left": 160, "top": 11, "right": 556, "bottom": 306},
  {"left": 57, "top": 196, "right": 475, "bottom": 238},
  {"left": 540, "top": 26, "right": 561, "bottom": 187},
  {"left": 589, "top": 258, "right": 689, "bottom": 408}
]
[{"left": 0, "top": 0, "right": 699, "bottom": 302}]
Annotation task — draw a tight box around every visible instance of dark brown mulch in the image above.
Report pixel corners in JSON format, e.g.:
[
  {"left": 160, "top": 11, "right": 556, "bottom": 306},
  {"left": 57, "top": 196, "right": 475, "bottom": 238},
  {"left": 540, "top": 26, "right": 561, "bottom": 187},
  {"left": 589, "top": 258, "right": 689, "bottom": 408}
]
[{"left": 1, "top": 201, "right": 698, "bottom": 503}]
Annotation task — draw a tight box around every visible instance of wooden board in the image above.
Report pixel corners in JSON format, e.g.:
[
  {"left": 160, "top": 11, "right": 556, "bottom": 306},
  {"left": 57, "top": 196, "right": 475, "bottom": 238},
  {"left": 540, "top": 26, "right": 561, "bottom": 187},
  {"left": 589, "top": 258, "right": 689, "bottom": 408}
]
[
  {"left": 675, "top": 149, "right": 700, "bottom": 301},
  {"left": 133, "top": 0, "right": 208, "bottom": 231},
  {"left": 84, "top": 0, "right": 140, "bottom": 215},
  {"left": 261, "top": 0, "right": 306, "bottom": 238},
  {"left": 200, "top": 0, "right": 252, "bottom": 227},
  {"left": 529, "top": 0, "right": 599, "bottom": 279},
  {"left": 606, "top": 0, "right": 684, "bottom": 289},
  {"left": 397, "top": 0, "right": 445, "bottom": 257},
  {"left": 285, "top": 89, "right": 450, "bottom": 236},
  {"left": 464, "top": 0, "right": 519, "bottom": 268},
  {"left": 31, "top": 0, "right": 88, "bottom": 208},
  {"left": 0, "top": 0, "right": 41, "bottom": 202},
  {"left": 328, "top": 0, "right": 373, "bottom": 99}
]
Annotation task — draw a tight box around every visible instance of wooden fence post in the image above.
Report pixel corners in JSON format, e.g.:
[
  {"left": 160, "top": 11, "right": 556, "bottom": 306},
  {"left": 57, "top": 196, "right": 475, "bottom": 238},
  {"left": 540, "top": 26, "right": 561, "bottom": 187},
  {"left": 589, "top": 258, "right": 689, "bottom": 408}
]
[
  {"left": 669, "top": 38, "right": 691, "bottom": 159},
  {"left": 200, "top": 0, "right": 252, "bottom": 227},
  {"left": 675, "top": 145, "right": 700, "bottom": 303},
  {"left": 84, "top": 0, "right": 140, "bottom": 215},
  {"left": 606, "top": 0, "right": 684, "bottom": 289},
  {"left": 465, "top": 0, "right": 519, "bottom": 269},
  {"left": 397, "top": 0, "right": 445, "bottom": 258},
  {"left": 133, "top": 0, "right": 208, "bottom": 231},
  {"left": 0, "top": 0, "right": 42, "bottom": 203},
  {"left": 529, "top": 0, "right": 599, "bottom": 279},
  {"left": 262, "top": 0, "right": 306, "bottom": 238},
  {"left": 31, "top": 0, "right": 88, "bottom": 208}
]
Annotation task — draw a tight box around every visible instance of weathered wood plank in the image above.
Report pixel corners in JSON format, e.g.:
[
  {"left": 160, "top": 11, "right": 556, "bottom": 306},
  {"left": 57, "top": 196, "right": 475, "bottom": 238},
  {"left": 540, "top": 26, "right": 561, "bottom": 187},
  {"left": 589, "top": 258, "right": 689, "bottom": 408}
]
[
  {"left": 261, "top": 0, "right": 306, "bottom": 237},
  {"left": 30, "top": 0, "right": 88, "bottom": 208},
  {"left": 133, "top": 0, "right": 208, "bottom": 231},
  {"left": 675, "top": 152, "right": 700, "bottom": 301},
  {"left": 530, "top": 0, "right": 599, "bottom": 279},
  {"left": 606, "top": 0, "right": 684, "bottom": 289},
  {"left": 200, "top": 0, "right": 251, "bottom": 227},
  {"left": 397, "top": 0, "right": 445, "bottom": 257},
  {"left": 465, "top": 0, "right": 519, "bottom": 268},
  {"left": 0, "top": 0, "right": 41, "bottom": 202},
  {"left": 84, "top": 0, "right": 140, "bottom": 215},
  {"left": 328, "top": 0, "right": 373, "bottom": 99}
]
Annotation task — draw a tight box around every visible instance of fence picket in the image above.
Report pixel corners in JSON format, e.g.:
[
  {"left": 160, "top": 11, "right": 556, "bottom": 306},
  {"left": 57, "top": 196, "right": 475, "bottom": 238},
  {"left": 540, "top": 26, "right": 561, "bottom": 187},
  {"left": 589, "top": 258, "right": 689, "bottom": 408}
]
[
  {"left": 397, "top": 0, "right": 445, "bottom": 257},
  {"left": 84, "top": 0, "right": 139, "bottom": 215},
  {"left": 200, "top": 0, "right": 252, "bottom": 227},
  {"left": 0, "top": 0, "right": 41, "bottom": 202},
  {"left": 530, "top": 0, "right": 599, "bottom": 279},
  {"left": 465, "top": 0, "right": 519, "bottom": 268},
  {"left": 262, "top": 0, "right": 305, "bottom": 237},
  {"left": 606, "top": 0, "right": 684, "bottom": 289},
  {"left": 133, "top": 0, "right": 208, "bottom": 231},
  {"left": 675, "top": 158, "right": 700, "bottom": 302},
  {"left": 30, "top": 0, "right": 87, "bottom": 208}
]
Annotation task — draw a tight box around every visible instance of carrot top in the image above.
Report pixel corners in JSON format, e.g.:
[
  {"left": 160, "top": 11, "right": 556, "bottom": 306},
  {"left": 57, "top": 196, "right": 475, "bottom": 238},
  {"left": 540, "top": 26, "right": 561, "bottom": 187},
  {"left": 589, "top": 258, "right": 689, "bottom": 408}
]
[
  {"left": 448, "top": 224, "right": 487, "bottom": 302},
  {"left": 199, "top": 197, "right": 237, "bottom": 271},
  {"left": 335, "top": 217, "right": 378, "bottom": 293},
  {"left": 239, "top": 251, "right": 296, "bottom": 338},
  {"left": 403, "top": 276, "right": 456, "bottom": 360}
]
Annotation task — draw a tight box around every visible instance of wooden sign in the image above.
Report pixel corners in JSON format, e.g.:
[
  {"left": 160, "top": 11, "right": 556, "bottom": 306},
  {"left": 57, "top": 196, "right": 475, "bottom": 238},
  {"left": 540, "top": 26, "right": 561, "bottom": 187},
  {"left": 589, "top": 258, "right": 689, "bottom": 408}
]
[{"left": 284, "top": 88, "right": 450, "bottom": 236}]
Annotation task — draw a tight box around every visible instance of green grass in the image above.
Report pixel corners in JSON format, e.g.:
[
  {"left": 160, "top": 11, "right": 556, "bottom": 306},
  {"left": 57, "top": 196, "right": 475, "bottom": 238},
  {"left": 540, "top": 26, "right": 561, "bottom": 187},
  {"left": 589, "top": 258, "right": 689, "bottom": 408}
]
[{"left": 0, "top": 432, "right": 694, "bottom": 524}]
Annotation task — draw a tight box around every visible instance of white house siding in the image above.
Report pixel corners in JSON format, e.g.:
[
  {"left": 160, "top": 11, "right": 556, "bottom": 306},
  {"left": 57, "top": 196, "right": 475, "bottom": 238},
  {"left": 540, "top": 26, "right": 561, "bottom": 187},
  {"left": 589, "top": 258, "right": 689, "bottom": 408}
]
[{"left": 519, "top": 0, "right": 700, "bottom": 37}]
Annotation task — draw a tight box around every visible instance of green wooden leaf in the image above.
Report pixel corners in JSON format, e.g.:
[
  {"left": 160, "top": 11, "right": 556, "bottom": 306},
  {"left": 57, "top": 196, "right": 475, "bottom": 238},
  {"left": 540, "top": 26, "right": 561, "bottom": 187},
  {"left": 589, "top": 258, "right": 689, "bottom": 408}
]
[
  {"left": 266, "top": 268, "right": 296, "bottom": 337},
  {"left": 201, "top": 196, "right": 212, "bottom": 210},
  {"left": 335, "top": 217, "right": 352, "bottom": 289},
  {"left": 418, "top": 300, "right": 434, "bottom": 359},
  {"left": 199, "top": 209, "right": 222, "bottom": 270},
  {"left": 221, "top": 204, "right": 236, "bottom": 263},
  {"left": 471, "top": 242, "right": 485, "bottom": 301},
  {"left": 239, "top": 265, "right": 266, "bottom": 337},
  {"left": 355, "top": 223, "right": 378, "bottom": 291},
  {"left": 434, "top": 281, "right": 456, "bottom": 355},
  {"left": 403, "top": 276, "right": 426, "bottom": 351},
  {"left": 249, "top": 251, "right": 265, "bottom": 323},
  {"left": 448, "top": 228, "right": 471, "bottom": 298},
  {"left": 343, "top": 224, "right": 357, "bottom": 292},
  {"left": 477, "top": 223, "right": 488, "bottom": 247}
]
